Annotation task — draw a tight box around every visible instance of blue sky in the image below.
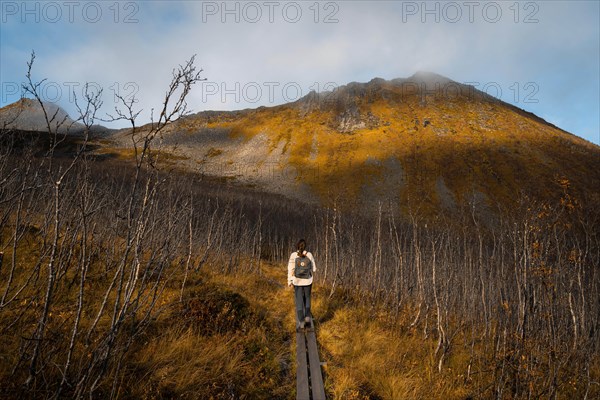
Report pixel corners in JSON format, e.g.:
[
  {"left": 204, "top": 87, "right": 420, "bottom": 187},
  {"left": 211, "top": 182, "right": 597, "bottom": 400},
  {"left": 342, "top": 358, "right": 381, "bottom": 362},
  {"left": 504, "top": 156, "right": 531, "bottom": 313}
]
[{"left": 1, "top": 0, "right": 599, "bottom": 144}]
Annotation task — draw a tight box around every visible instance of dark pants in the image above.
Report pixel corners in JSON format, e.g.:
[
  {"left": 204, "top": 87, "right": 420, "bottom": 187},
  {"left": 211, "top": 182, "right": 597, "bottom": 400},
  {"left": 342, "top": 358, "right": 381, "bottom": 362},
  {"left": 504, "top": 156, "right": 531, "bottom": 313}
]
[{"left": 294, "top": 284, "right": 312, "bottom": 322}]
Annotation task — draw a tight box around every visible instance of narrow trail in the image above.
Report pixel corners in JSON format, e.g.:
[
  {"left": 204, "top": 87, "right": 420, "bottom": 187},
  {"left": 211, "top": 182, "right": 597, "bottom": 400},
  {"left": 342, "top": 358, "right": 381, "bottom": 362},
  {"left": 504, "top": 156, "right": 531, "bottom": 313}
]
[
  {"left": 296, "top": 324, "right": 326, "bottom": 400},
  {"left": 217, "top": 263, "right": 328, "bottom": 399}
]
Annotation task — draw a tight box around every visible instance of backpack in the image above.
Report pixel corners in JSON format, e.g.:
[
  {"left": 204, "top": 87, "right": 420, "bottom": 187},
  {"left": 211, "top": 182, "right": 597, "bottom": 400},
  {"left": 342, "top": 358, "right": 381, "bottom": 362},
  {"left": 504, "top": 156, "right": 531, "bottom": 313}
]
[{"left": 294, "top": 254, "right": 312, "bottom": 279}]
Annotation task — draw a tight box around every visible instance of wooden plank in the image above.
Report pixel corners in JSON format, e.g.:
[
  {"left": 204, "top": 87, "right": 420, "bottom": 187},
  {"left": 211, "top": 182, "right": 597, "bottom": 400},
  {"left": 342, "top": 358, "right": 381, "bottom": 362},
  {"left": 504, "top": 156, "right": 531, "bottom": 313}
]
[
  {"left": 306, "top": 330, "right": 326, "bottom": 400},
  {"left": 296, "top": 331, "right": 310, "bottom": 400}
]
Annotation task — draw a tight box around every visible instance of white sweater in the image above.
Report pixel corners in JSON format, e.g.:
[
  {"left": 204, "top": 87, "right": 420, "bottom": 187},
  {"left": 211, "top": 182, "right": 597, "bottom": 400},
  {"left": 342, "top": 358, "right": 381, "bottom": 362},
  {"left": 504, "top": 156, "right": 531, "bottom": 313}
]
[{"left": 287, "top": 250, "right": 316, "bottom": 286}]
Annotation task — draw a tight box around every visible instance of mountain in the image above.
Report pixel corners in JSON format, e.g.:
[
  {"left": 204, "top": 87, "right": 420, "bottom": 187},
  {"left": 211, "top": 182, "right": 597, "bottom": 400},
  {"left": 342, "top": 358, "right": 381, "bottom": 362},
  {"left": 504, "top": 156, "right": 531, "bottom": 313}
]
[
  {"left": 3, "top": 73, "right": 599, "bottom": 217},
  {"left": 107, "top": 72, "right": 599, "bottom": 216},
  {"left": 0, "top": 98, "right": 108, "bottom": 135}
]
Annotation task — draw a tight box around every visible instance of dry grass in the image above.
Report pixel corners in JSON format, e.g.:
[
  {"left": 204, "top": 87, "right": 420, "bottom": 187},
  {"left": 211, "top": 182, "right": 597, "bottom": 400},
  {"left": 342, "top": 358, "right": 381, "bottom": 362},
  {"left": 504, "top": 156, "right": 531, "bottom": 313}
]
[
  {"left": 2, "top": 209, "right": 597, "bottom": 396},
  {"left": 1, "top": 232, "right": 597, "bottom": 398},
  {"left": 114, "top": 265, "right": 297, "bottom": 399},
  {"left": 316, "top": 300, "right": 474, "bottom": 400},
  {"left": 0, "top": 231, "right": 296, "bottom": 399},
  {"left": 130, "top": 324, "right": 290, "bottom": 399}
]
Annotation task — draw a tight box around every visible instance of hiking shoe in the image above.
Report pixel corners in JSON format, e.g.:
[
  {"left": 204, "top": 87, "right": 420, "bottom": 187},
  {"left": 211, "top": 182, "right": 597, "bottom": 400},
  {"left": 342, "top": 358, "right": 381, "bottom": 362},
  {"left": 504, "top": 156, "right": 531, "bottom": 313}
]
[
  {"left": 299, "top": 321, "right": 305, "bottom": 330},
  {"left": 304, "top": 316, "right": 311, "bottom": 326}
]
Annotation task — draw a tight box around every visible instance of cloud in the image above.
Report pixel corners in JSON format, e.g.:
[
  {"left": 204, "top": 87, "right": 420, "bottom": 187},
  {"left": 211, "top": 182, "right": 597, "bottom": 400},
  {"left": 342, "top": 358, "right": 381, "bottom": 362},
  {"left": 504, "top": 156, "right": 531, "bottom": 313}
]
[{"left": 1, "top": 1, "right": 598, "bottom": 143}]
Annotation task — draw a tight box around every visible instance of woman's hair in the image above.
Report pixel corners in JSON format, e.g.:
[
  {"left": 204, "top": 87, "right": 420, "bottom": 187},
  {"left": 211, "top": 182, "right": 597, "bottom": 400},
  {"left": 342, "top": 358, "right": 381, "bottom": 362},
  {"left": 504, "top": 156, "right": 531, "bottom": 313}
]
[{"left": 297, "top": 239, "right": 306, "bottom": 257}]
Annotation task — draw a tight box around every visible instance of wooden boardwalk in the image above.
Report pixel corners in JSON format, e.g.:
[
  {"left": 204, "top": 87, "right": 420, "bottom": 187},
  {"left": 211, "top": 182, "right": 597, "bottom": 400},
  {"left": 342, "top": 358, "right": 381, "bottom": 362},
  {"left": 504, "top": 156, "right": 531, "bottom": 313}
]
[{"left": 296, "top": 323, "right": 326, "bottom": 400}]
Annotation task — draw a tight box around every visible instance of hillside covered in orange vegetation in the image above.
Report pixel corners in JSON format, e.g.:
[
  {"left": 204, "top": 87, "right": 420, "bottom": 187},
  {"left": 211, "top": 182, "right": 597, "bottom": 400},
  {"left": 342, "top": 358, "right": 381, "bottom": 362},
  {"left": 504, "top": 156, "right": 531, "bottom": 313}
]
[{"left": 116, "top": 72, "right": 597, "bottom": 216}]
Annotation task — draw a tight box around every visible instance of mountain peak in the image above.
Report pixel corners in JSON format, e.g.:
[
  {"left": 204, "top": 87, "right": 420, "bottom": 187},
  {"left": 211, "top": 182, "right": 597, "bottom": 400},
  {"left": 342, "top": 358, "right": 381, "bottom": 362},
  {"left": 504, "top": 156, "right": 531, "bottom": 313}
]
[
  {"left": 0, "top": 97, "right": 105, "bottom": 134},
  {"left": 409, "top": 70, "right": 452, "bottom": 81}
]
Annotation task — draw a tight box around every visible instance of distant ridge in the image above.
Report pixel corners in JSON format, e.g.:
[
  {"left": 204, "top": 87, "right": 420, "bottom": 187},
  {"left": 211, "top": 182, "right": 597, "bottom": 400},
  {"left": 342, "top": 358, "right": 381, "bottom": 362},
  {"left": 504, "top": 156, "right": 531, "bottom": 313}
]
[{"left": 0, "top": 98, "right": 109, "bottom": 135}]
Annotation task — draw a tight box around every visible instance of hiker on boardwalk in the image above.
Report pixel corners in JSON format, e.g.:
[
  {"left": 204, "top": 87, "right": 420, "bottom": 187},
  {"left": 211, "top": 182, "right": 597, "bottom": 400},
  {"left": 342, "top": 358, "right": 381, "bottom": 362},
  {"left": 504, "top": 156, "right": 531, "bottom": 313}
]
[{"left": 288, "top": 239, "right": 316, "bottom": 330}]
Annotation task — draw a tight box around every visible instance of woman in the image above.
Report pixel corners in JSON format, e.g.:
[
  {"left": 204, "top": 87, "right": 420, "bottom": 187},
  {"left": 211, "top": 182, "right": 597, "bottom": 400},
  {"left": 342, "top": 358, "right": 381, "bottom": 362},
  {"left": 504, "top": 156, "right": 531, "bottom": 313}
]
[{"left": 288, "top": 239, "right": 316, "bottom": 330}]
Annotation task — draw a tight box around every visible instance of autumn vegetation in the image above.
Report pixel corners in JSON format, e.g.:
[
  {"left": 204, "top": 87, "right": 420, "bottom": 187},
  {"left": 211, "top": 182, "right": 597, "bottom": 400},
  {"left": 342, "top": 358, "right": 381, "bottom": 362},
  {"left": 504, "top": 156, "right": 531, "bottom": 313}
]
[
  {"left": 0, "top": 55, "right": 598, "bottom": 399},
  {"left": 167, "top": 75, "right": 599, "bottom": 215}
]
